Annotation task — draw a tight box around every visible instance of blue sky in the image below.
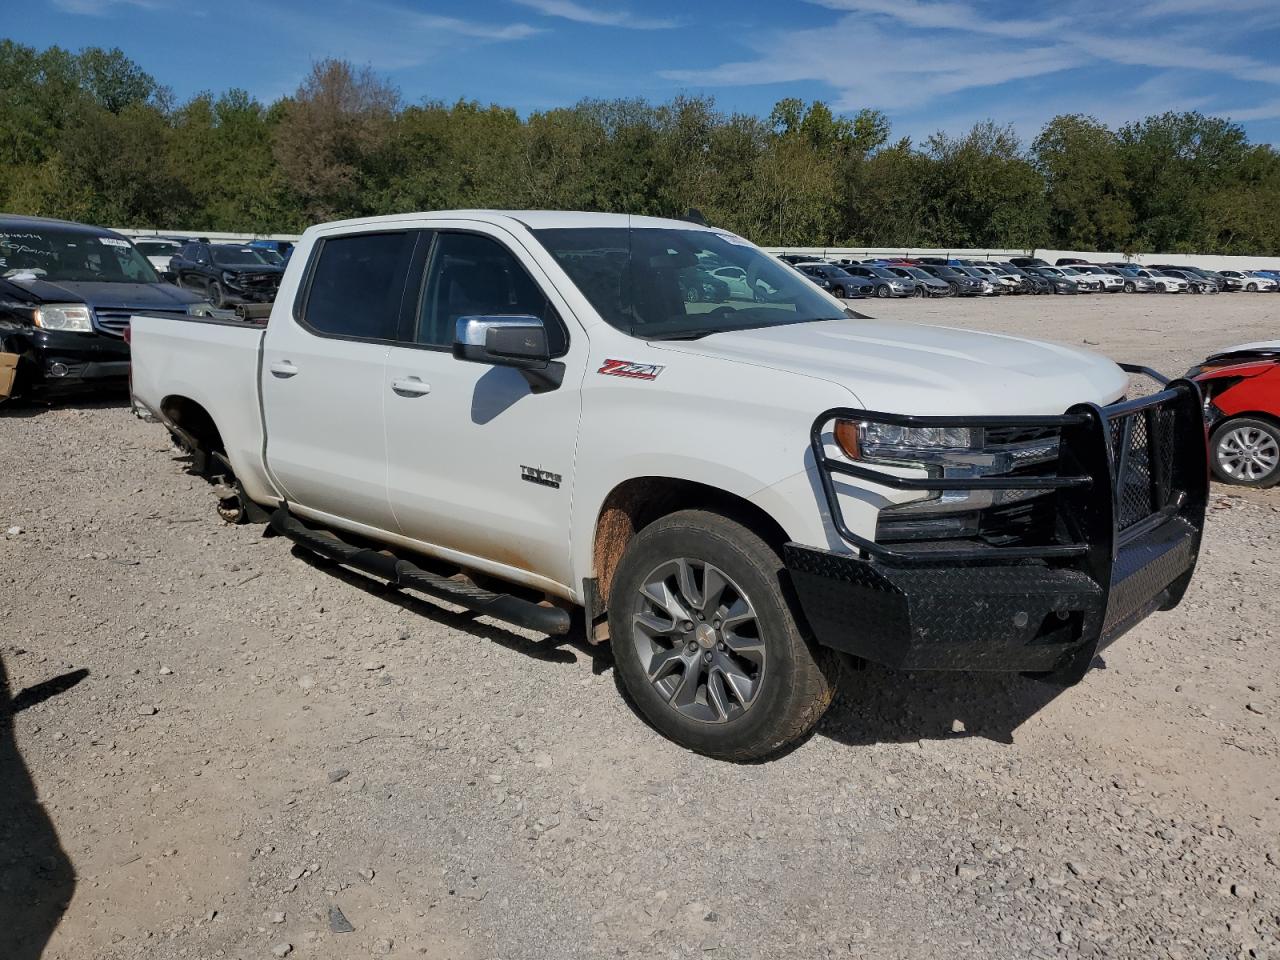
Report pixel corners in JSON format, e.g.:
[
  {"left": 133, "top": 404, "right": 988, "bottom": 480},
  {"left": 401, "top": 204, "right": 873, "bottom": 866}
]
[{"left": 10, "top": 0, "right": 1280, "bottom": 145}]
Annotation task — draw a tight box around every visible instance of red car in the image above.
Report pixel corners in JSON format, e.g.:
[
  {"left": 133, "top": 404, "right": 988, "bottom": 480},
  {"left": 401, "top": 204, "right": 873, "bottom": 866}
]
[{"left": 1189, "top": 342, "right": 1280, "bottom": 487}]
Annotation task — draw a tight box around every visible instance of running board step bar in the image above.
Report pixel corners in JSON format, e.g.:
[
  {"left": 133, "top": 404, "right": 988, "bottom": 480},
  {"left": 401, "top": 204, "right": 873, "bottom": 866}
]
[{"left": 269, "top": 506, "right": 572, "bottom": 636}]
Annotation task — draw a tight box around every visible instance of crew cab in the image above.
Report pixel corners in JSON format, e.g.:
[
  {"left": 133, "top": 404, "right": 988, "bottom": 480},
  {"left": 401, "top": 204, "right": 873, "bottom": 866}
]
[
  {"left": 0, "top": 214, "right": 206, "bottom": 403},
  {"left": 129, "top": 211, "right": 1209, "bottom": 760}
]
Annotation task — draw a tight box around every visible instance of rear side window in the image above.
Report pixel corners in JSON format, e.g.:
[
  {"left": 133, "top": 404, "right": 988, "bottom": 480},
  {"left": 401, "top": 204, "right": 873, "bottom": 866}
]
[{"left": 302, "top": 232, "right": 415, "bottom": 342}]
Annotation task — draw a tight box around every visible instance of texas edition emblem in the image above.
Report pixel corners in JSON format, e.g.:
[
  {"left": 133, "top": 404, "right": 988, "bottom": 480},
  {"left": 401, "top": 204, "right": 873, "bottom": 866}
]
[{"left": 521, "top": 466, "right": 562, "bottom": 489}]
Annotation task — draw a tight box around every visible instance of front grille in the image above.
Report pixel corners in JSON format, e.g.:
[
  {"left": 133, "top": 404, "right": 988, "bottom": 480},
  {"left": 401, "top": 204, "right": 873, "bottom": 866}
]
[
  {"left": 93, "top": 307, "right": 188, "bottom": 338},
  {"left": 1109, "top": 405, "right": 1178, "bottom": 530}
]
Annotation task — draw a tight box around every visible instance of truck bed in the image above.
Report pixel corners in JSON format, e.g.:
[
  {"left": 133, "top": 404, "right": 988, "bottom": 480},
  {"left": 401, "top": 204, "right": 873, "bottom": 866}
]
[{"left": 129, "top": 313, "right": 279, "bottom": 507}]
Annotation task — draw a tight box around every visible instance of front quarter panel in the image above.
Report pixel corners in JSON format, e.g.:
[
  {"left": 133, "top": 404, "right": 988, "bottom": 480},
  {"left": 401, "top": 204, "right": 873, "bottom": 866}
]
[{"left": 570, "top": 335, "right": 870, "bottom": 589}]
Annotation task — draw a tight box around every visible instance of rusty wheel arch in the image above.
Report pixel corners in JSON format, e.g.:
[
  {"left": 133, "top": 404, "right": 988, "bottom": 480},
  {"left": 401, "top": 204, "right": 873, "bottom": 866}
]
[{"left": 590, "top": 477, "right": 791, "bottom": 618}]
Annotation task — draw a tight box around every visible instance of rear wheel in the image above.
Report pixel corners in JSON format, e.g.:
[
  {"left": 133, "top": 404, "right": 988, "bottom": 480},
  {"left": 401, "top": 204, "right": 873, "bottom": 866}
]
[
  {"left": 608, "top": 510, "right": 840, "bottom": 761},
  {"left": 1210, "top": 418, "right": 1280, "bottom": 488}
]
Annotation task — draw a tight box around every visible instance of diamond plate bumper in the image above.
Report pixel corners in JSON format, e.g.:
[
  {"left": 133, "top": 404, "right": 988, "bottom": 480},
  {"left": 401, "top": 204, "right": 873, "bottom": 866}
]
[{"left": 786, "top": 511, "right": 1199, "bottom": 677}]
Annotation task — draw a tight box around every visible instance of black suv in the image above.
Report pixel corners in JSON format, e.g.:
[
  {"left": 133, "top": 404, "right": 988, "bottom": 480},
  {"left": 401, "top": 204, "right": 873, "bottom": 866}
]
[
  {"left": 0, "top": 214, "right": 205, "bottom": 402},
  {"left": 171, "top": 241, "right": 284, "bottom": 308}
]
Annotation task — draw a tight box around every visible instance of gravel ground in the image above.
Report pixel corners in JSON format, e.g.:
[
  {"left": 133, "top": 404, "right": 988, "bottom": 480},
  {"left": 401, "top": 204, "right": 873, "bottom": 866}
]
[{"left": 2, "top": 292, "right": 1278, "bottom": 960}]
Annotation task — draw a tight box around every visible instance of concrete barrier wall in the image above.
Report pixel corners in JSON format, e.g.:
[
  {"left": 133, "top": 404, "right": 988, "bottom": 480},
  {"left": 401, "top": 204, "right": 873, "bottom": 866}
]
[{"left": 114, "top": 228, "right": 302, "bottom": 245}]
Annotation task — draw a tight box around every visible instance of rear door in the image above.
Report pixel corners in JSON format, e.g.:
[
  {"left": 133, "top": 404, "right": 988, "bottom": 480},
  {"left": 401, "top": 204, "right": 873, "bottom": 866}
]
[{"left": 262, "top": 228, "right": 418, "bottom": 533}]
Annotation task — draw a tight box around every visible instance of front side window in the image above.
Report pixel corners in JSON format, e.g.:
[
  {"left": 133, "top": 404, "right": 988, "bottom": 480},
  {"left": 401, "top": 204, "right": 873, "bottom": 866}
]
[
  {"left": 534, "top": 227, "right": 844, "bottom": 340},
  {"left": 416, "top": 231, "right": 563, "bottom": 352},
  {"left": 303, "top": 231, "right": 415, "bottom": 342},
  {"left": 0, "top": 227, "right": 159, "bottom": 283}
]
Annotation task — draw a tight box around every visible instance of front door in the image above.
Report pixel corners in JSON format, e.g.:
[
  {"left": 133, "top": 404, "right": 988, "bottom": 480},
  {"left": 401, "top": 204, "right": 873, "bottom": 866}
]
[
  {"left": 262, "top": 229, "right": 418, "bottom": 533},
  {"left": 383, "top": 225, "right": 585, "bottom": 591}
]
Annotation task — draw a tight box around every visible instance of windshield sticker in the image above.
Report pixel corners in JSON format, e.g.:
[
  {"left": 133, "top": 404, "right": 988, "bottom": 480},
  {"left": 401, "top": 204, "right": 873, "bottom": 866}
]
[
  {"left": 598, "top": 359, "right": 664, "bottom": 381},
  {"left": 713, "top": 232, "right": 752, "bottom": 248},
  {"left": 98, "top": 237, "right": 131, "bottom": 248}
]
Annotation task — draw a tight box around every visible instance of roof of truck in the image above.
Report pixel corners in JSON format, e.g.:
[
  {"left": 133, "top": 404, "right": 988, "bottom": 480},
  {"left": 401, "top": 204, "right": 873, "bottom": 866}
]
[{"left": 303, "top": 210, "right": 719, "bottom": 235}]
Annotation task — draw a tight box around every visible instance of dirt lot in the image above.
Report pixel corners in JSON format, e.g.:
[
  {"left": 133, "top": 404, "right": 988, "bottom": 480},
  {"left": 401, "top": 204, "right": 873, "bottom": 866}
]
[{"left": 2, "top": 292, "right": 1278, "bottom": 960}]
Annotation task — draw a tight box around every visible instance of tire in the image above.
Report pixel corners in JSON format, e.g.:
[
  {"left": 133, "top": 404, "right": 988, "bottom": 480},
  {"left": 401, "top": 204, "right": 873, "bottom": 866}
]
[
  {"left": 912, "top": 284, "right": 925, "bottom": 298},
  {"left": 608, "top": 510, "right": 840, "bottom": 761},
  {"left": 1247, "top": 282, "right": 1258, "bottom": 292},
  {"left": 948, "top": 281, "right": 960, "bottom": 296},
  {"left": 1124, "top": 282, "right": 1136, "bottom": 293},
  {"left": 875, "top": 284, "right": 890, "bottom": 299},
  {"left": 208, "top": 280, "right": 226, "bottom": 309},
  {"left": 1210, "top": 418, "right": 1280, "bottom": 488},
  {"left": 832, "top": 285, "right": 846, "bottom": 300}
]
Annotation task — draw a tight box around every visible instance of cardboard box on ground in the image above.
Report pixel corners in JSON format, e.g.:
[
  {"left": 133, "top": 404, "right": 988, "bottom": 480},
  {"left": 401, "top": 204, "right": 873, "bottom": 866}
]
[{"left": 0, "top": 353, "right": 18, "bottom": 399}]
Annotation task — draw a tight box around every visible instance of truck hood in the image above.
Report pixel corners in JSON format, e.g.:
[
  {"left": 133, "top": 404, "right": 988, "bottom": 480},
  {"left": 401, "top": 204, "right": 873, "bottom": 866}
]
[
  {"left": 3, "top": 277, "right": 204, "bottom": 308},
  {"left": 654, "top": 317, "right": 1130, "bottom": 416}
]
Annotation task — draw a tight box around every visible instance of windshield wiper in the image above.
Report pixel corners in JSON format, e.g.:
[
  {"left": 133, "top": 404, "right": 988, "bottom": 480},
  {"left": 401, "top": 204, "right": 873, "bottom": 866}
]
[{"left": 644, "top": 330, "right": 719, "bottom": 341}]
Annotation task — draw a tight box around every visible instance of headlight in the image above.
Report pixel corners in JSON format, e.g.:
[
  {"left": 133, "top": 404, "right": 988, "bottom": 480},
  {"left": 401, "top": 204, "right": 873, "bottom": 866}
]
[
  {"left": 33, "top": 303, "right": 93, "bottom": 332},
  {"left": 221, "top": 271, "right": 241, "bottom": 286},
  {"left": 834, "top": 417, "right": 1061, "bottom": 521},
  {"left": 835, "top": 420, "right": 975, "bottom": 466}
]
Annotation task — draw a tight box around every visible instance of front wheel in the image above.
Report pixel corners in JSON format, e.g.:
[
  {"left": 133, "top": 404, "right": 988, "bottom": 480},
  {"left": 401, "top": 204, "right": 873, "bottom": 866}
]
[
  {"left": 608, "top": 510, "right": 839, "bottom": 761},
  {"left": 875, "top": 284, "right": 890, "bottom": 299},
  {"left": 1124, "top": 281, "right": 1136, "bottom": 293},
  {"left": 208, "top": 280, "right": 227, "bottom": 309},
  {"left": 1210, "top": 418, "right": 1280, "bottom": 488},
  {"left": 1246, "top": 282, "right": 1258, "bottom": 292},
  {"left": 832, "top": 285, "right": 846, "bottom": 300}
]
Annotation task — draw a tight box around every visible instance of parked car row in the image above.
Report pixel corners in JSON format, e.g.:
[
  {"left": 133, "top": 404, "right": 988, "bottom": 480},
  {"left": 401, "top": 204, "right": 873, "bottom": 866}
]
[{"left": 779, "top": 253, "right": 1280, "bottom": 299}]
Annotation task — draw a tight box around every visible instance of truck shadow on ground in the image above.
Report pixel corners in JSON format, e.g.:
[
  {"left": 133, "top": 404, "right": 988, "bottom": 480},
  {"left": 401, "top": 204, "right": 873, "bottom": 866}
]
[
  {"left": 291, "top": 547, "right": 614, "bottom": 675},
  {"left": 287, "top": 546, "right": 1079, "bottom": 751},
  {"left": 817, "top": 659, "right": 1089, "bottom": 747},
  {"left": 0, "top": 655, "right": 86, "bottom": 960}
]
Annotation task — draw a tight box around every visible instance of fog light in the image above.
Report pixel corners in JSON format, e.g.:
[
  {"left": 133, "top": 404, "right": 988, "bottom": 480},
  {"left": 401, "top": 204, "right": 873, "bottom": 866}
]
[{"left": 48, "top": 362, "right": 70, "bottom": 378}]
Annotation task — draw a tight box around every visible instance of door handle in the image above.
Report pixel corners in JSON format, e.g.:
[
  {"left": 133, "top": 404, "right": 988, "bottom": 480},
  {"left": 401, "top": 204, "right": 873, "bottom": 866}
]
[
  {"left": 391, "top": 376, "right": 431, "bottom": 397},
  {"left": 269, "top": 360, "right": 299, "bottom": 378}
]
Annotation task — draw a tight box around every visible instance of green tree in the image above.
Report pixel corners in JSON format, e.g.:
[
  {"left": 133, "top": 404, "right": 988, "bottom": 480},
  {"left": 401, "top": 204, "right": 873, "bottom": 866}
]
[{"left": 1033, "top": 114, "right": 1133, "bottom": 251}]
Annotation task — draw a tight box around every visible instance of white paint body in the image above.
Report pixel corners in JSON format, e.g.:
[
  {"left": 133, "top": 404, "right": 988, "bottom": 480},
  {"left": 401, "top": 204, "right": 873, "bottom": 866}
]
[{"left": 129, "top": 211, "right": 1130, "bottom": 605}]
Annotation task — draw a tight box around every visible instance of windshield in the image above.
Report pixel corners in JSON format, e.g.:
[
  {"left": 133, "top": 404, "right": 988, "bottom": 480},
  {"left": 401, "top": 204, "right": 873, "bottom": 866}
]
[
  {"left": 211, "top": 245, "right": 272, "bottom": 266},
  {"left": 135, "top": 240, "right": 180, "bottom": 256},
  {"left": 1060, "top": 267, "right": 1082, "bottom": 276},
  {"left": 0, "top": 227, "right": 159, "bottom": 284},
  {"left": 931, "top": 266, "right": 963, "bottom": 278},
  {"left": 533, "top": 227, "right": 845, "bottom": 339},
  {"left": 901, "top": 267, "right": 932, "bottom": 280}
]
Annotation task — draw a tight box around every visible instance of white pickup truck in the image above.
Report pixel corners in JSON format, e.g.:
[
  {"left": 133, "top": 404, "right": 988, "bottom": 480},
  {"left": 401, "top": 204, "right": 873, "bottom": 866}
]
[{"left": 130, "top": 211, "right": 1209, "bottom": 760}]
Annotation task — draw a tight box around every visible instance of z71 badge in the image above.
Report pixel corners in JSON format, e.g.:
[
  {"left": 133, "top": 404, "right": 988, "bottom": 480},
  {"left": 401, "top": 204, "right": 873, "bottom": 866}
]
[{"left": 598, "top": 359, "right": 664, "bottom": 381}]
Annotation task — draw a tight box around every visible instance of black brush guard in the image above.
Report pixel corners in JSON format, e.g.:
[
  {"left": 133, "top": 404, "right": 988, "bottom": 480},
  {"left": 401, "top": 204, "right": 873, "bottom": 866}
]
[{"left": 784, "top": 366, "right": 1209, "bottom": 682}]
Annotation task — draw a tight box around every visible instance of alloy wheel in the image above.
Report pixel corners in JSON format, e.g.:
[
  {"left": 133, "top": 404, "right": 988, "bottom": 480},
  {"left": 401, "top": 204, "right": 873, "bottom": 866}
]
[
  {"left": 631, "top": 558, "right": 765, "bottom": 724},
  {"left": 1217, "top": 426, "right": 1280, "bottom": 483}
]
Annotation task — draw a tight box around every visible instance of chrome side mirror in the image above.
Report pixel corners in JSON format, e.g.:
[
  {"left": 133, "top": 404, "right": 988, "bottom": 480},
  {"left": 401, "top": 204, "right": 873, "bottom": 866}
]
[{"left": 453, "top": 315, "right": 564, "bottom": 393}]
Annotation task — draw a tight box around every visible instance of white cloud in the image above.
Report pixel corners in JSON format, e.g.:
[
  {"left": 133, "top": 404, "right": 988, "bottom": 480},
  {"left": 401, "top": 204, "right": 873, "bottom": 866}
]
[
  {"left": 665, "top": 0, "right": 1280, "bottom": 138},
  {"left": 511, "top": 0, "right": 676, "bottom": 29},
  {"left": 50, "top": 0, "right": 166, "bottom": 14},
  {"left": 413, "top": 13, "right": 542, "bottom": 40}
]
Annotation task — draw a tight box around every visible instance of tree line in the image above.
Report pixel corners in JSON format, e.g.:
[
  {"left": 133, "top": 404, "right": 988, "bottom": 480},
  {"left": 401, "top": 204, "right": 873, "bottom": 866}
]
[{"left": 3, "top": 40, "right": 1278, "bottom": 255}]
